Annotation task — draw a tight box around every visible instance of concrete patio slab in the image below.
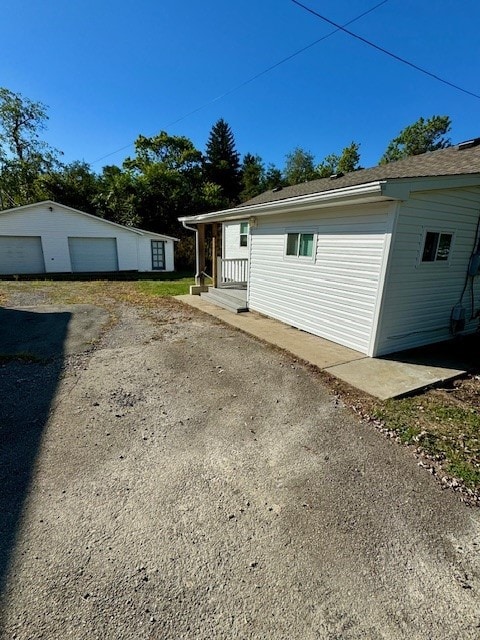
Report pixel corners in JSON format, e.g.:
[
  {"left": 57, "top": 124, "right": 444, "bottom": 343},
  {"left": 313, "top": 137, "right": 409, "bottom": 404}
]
[
  {"left": 325, "top": 358, "right": 466, "bottom": 401},
  {"left": 175, "top": 294, "right": 468, "bottom": 399}
]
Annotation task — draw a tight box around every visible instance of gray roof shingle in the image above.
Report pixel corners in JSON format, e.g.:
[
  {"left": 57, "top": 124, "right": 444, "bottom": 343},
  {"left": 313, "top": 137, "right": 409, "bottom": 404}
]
[{"left": 237, "top": 142, "right": 480, "bottom": 208}]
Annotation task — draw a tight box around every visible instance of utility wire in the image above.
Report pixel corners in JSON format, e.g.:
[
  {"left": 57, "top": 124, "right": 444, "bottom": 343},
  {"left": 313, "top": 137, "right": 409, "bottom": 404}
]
[
  {"left": 292, "top": 0, "right": 480, "bottom": 101},
  {"left": 90, "top": 0, "right": 389, "bottom": 165}
]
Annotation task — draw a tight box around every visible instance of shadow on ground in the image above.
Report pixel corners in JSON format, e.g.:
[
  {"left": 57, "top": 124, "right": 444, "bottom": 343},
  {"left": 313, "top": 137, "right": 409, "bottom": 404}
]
[
  {"left": 381, "top": 333, "right": 480, "bottom": 375},
  {"left": 0, "top": 307, "right": 70, "bottom": 597}
]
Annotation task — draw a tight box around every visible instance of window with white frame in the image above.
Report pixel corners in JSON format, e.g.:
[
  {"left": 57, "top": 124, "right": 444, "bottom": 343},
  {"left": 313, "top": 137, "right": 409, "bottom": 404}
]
[
  {"left": 239, "top": 221, "right": 249, "bottom": 247},
  {"left": 285, "top": 232, "right": 315, "bottom": 258},
  {"left": 421, "top": 231, "right": 453, "bottom": 262}
]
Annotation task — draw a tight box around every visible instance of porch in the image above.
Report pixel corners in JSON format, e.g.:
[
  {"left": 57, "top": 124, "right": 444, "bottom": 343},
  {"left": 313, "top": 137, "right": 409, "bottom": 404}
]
[{"left": 189, "top": 222, "right": 249, "bottom": 312}]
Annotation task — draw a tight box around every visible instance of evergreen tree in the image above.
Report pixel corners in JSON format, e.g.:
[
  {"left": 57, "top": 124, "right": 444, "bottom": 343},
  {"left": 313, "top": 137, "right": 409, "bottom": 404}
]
[
  {"left": 283, "top": 147, "right": 318, "bottom": 185},
  {"left": 380, "top": 116, "right": 451, "bottom": 164},
  {"left": 204, "top": 118, "right": 241, "bottom": 204},
  {"left": 239, "top": 153, "right": 265, "bottom": 202}
]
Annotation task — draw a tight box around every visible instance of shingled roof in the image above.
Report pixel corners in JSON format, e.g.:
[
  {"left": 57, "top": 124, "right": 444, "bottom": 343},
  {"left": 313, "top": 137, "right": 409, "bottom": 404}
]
[{"left": 237, "top": 141, "right": 480, "bottom": 208}]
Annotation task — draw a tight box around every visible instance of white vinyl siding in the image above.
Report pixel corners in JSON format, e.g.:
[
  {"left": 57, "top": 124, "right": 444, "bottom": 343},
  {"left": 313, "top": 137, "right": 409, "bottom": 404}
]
[
  {"left": 223, "top": 221, "right": 249, "bottom": 259},
  {"left": 0, "top": 202, "right": 176, "bottom": 273},
  {"left": 0, "top": 236, "right": 45, "bottom": 274},
  {"left": 68, "top": 237, "right": 119, "bottom": 272},
  {"left": 375, "top": 187, "right": 480, "bottom": 355},
  {"left": 248, "top": 204, "right": 393, "bottom": 354}
]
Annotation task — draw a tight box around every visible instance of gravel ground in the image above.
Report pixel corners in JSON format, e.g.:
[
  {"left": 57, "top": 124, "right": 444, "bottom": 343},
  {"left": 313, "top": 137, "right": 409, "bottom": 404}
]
[{"left": 0, "top": 296, "right": 479, "bottom": 639}]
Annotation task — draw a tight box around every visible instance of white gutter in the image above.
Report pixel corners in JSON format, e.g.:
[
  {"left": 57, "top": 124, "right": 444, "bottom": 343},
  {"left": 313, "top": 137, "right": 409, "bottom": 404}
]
[
  {"left": 182, "top": 220, "right": 200, "bottom": 282},
  {"left": 179, "top": 181, "right": 389, "bottom": 224}
]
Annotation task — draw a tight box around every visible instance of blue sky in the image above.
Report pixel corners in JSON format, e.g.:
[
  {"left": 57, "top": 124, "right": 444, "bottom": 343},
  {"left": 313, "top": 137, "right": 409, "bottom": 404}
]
[{"left": 2, "top": 1, "right": 480, "bottom": 172}]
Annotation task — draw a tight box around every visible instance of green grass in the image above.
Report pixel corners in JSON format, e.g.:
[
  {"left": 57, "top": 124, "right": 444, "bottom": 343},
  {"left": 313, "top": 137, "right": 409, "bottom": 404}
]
[
  {"left": 136, "top": 277, "right": 193, "bottom": 297},
  {"left": 372, "top": 394, "right": 480, "bottom": 490}
]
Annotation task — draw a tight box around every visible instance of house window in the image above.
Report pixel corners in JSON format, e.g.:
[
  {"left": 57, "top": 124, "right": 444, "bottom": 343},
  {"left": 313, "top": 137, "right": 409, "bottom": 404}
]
[
  {"left": 151, "top": 240, "right": 165, "bottom": 270},
  {"left": 421, "top": 232, "right": 453, "bottom": 262},
  {"left": 286, "top": 232, "right": 314, "bottom": 258},
  {"left": 240, "top": 222, "right": 249, "bottom": 247}
]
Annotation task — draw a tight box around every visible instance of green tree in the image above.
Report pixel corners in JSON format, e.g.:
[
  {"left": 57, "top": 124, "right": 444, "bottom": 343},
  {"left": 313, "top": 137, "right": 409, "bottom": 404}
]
[
  {"left": 36, "top": 161, "right": 99, "bottom": 213},
  {"left": 337, "top": 142, "right": 361, "bottom": 174},
  {"left": 380, "top": 115, "right": 451, "bottom": 164},
  {"left": 123, "top": 131, "right": 223, "bottom": 236},
  {"left": 204, "top": 118, "right": 241, "bottom": 204},
  {"left": 316, "top": 142, "right": 361, "bottom": 178},
  {"left": 239, "top": 153, "right": 265, "bottom": 202},
  {"left": 264, "top": 164, "right": 284, "bottom": 190},
  {"left": 0, "top": 87, "right": 62, "bottom": 206},
  {"left": 283, "top": 147, "right": 318, "bottom": 185},
  {"left": 94, "top": 165, "right": 140, "bottom": 227}
]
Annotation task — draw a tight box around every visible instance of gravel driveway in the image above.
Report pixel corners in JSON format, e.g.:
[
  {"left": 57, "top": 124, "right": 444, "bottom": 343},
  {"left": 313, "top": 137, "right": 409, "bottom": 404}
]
[{"left": 0, "top": 295, "right": 479, "bottom": 639}]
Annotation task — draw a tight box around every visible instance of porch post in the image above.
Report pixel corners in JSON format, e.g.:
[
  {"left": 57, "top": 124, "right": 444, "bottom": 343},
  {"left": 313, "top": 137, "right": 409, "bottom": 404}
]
[
  {"left": 211, "top": 223, "right": 218, "bottom": 288},
  {"left": 197, "top": 223, "right": 206, "bottom": 288}
]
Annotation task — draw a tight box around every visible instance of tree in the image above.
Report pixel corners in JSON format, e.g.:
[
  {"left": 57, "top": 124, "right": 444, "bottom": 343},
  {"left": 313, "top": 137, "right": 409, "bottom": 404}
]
[
  {"left": 0, "top": 87, "right": 62, "bottom": 206},
  {"left": 94, "top": 165, "right": 140, "bottom": 227},
  {"left": 337, "top": 142, "right": 361, "bottom": 174},
  {"left": 316, "top": 142, "right": 361, "bottom": 178},
  {"left": 36, "top": 161, "right": 99, "bottom": 213},
  {"left": 380, "top": 115, "right": 451, "bottom": 164},
  {"left": 283, "top": 147, "right": 318, "bottom": 185},
  {"left": 204, "top": 118, "right": 241, "bottom": 204},
  {"left": 239, "top": 153, "right": 265, "bottom": 202},
  {"left": 264, "top": 164, "right": 284, "bottom": 190},
  {"left": 123, "top": 131, "right": 223, "bottom": 236}
]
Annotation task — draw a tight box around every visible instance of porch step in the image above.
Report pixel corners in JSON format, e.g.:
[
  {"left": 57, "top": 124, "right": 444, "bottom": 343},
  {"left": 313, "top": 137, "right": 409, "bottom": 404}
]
[{"left": 200, "top": 288, "right": 248, "bottom": 313}]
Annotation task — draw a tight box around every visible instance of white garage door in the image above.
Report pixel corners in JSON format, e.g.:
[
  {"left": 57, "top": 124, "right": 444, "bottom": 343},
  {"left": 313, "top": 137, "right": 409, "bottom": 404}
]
[
  {"left": 0, "top": 236, "right": 45, "bottom": 274},
  {"left": 68, "top": 237, "right": 119, "bottom": 272}
]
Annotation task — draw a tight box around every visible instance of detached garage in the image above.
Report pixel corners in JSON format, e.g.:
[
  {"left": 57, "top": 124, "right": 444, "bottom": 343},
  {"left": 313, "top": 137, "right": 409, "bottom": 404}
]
[{"left": 0, "top": 201, "right": 178, "bottom": 275}]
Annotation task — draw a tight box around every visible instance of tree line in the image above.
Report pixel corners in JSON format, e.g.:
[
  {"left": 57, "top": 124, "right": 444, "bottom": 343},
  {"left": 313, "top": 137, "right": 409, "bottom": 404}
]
[{"left": 0, "top": 87, "right": 451, "bottom": 266}]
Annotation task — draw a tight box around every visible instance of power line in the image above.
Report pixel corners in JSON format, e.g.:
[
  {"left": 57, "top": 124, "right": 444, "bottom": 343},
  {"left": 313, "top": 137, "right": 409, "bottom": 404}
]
[
  {"left": 89, "top": 0, "right": 389, "bottom": 166},
  {"left": 291, "top": 0, "right": 480, "bottom": 101}
]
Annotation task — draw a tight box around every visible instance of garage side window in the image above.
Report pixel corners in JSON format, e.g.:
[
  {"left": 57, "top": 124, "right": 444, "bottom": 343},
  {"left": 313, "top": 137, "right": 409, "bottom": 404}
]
[
  {"left": 421, "top": 232, "right": 453, "bottom": 262},
  {"left": 286, "top": 232, "right": 315, "bottom": 258},
  {"left": 151, "top": 240, "right": 165, "bottom": 270}
]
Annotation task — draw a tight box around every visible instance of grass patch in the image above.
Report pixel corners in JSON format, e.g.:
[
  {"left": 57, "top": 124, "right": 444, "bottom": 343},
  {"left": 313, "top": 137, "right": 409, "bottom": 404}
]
[
  {"left": 136, "top": 278, "right": 193, "bottom": 297},
  {"left": 371, "top": 387, "right": 480, "bottom": 490},
  {"left": 0, "top": 274, "right": 194, "bottom": 307}
]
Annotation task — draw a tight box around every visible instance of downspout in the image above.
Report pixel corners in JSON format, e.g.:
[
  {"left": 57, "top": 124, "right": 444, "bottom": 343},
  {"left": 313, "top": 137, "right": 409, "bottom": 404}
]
[{"left": 182, "top": 220, "right": 200, "bottom": 283}]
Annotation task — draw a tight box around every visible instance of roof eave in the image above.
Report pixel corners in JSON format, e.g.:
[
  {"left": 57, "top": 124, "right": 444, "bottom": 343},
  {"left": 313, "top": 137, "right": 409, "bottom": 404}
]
[{"left": 179, "top": 181, "right": 393, "bottom": 224}]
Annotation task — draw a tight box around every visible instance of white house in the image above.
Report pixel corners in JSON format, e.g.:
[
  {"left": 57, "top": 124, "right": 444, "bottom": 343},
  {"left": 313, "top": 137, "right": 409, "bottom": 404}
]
[
  {"left": 0, "top": 201, "right": 178, "bottom": 274},
  {"left": 180, "top": 140, "right": 480, "bottom": 357}
]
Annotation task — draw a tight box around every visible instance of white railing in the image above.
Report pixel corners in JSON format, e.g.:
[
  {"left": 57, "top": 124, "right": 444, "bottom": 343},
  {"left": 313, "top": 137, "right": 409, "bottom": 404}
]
[{"left": 218, "top": 258, "right": 248, "bottom": 287}]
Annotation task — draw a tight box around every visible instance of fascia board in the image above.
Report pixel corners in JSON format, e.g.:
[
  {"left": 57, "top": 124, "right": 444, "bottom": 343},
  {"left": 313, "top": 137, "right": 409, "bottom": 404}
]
[{"left": 180, "top": 181, "right": 390, "bottom": 224}]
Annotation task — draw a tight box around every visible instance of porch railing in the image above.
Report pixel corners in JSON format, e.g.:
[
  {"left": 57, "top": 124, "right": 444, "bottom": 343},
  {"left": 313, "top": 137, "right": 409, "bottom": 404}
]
[{"left": 217, "top": 258, "right": 248, "bottom": 287}]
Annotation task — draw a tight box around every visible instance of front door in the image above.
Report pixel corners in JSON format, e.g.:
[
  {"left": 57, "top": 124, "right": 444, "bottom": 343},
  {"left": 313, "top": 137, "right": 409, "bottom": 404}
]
[{"left": 151, "top": 240, "right": 165, "bottom": 270}]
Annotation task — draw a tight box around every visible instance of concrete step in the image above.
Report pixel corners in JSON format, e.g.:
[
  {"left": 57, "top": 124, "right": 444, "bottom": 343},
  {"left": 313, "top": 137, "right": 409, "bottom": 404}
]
[{"left": 200, "top": 290, "right": 248, "bottom": 313}]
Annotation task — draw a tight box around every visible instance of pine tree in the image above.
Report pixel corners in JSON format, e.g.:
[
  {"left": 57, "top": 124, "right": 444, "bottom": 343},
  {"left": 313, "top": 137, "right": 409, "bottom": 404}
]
[
  {"left": 239, "top": 153, "right": 265, "bottom": 202},
  {"left": 380, "top": 116, "right": 451, "bottom": 164},
  {"left": 204, "top": 118, "right": 241, "bottom": 204}
]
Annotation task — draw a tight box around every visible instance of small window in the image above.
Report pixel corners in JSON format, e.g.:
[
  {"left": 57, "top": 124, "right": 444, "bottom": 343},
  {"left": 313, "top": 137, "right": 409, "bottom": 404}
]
[
  {"left": 286, "top": 233, "right": 314, "bottom": 258},
  {"left": 422, "top": 232, "right": 453, "bottom": 262},
  {"left": 240, "top": 222, "right": 249, "bottom": 247}
]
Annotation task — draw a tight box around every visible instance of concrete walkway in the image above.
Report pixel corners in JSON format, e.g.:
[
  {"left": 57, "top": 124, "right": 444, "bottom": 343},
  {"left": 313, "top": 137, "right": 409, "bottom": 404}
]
[{"left": 176, "top": 295, "right": 466, "bottom": 399}]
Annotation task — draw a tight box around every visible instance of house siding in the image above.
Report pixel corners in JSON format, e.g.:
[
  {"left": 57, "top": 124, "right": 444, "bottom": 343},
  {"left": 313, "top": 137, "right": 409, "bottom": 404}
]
[
  {"left": 0, "top": 203, "right": 175, "bottom": 273},
  {"left": 375, "top": 187, "right": 480, "bottom": 355},
  {"left": 248, "top": 203, "right": 393, "bottom": 354},
  {"left": 223, "top": 221, "right": 249, "bottom": 259}
]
